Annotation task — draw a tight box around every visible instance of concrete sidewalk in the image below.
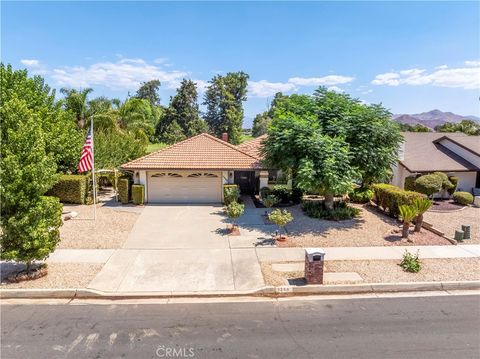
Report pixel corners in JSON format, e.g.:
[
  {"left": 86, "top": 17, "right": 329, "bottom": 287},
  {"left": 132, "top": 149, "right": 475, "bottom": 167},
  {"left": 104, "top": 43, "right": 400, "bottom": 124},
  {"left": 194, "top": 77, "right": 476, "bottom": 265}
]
[{"left": 47, "top": 244, "right": 480, "bottom": 264}]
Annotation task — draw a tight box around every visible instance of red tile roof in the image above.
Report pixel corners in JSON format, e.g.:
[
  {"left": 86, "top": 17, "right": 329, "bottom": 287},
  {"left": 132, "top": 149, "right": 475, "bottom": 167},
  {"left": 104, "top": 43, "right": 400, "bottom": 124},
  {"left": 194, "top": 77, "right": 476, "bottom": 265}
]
[
  {"left": 122, "top": 133, "right": 265, "bottom": 170},
  {"left": 236, "top": 134, "right": 267, "bottom": 159}
]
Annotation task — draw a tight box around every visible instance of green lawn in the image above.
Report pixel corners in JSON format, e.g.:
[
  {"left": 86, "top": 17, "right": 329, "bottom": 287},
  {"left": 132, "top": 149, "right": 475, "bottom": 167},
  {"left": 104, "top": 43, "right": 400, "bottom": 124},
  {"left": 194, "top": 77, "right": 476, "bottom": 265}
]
[
  {"left": 147, "top": 142, "right": 168, "bottom": 153},
  {"left": 239, "top": 134, "right": 255, "bottom": 143}
]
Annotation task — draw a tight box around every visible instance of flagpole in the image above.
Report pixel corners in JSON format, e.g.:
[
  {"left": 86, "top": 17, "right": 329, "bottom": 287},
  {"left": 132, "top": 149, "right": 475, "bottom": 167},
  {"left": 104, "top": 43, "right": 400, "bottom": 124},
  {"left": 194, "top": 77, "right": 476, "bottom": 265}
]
[{"left": 91, "top": 116, "right": 97, "bottom": 220}]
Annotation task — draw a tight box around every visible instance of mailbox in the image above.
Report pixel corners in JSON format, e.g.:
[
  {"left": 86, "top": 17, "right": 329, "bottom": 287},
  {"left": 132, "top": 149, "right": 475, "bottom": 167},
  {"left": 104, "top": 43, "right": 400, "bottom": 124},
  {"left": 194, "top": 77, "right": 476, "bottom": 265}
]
[{"left": 304, "top": 248, "right": 326, "bottom": 284}]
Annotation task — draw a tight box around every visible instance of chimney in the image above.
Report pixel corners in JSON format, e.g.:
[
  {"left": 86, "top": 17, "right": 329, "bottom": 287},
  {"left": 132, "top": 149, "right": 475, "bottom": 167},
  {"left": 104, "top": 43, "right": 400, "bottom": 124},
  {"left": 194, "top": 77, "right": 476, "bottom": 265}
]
[{"left": 221, "top": 132, "right": 228, "bottom": 142}]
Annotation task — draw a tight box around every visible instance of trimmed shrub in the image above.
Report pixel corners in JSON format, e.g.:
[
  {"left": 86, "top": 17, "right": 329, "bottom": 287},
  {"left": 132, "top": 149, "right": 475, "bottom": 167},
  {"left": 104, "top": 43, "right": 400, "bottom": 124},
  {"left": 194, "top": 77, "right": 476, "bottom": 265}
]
[
  {"left": 132, "top": 184, "right": 145, "bottom": 205},
  {"left": 262, "top": 194, "right": 278, "bottom": 208},
  {"left": 302, "top": 200, "right": 360, "bottom": 220},
  {"left": 349, "top": 187, "right": 374, "bottom": 203},
  {"left": 452, "top": 191, "right": 474, "bottom": 205},
  {"left": 118, "top": 177, "right": 130, "bottom": 204},
  {"left": 260, "top": 186, "right": 271, "bottom": 198},
  {"left": 433, "top": 172, "right": 454, "bottom": 191},
  {"left": 223, "top": 185, "right": 240, "bottom": 205},
  {"left": 447, "top": 176, "right": 459, "bottom": 195},
  {"left": 47, "top": 174, "right": 88, "bottom": 204},
  {"left": 371, "top": 183, "right": 425, "bottom": 218},
  {"left": 404, "top": 176, "right": 416, "bottom": 191},
  {"left": 272, "top": 184, "right": 291, "bottom": 203},
  {"left": 415, "top": 174, "right": 443, "bottom": 197}
]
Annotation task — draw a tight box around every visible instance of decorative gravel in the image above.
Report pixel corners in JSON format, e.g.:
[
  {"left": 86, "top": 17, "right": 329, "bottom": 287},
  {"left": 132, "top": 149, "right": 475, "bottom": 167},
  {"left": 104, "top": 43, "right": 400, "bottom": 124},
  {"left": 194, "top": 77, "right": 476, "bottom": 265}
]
[
  {"left": 1, "top": 263, "right": 103, "bottom": 289},
  {"left": 59, "top": 203, "right": 139, "bottom": 249},
  {"left": 284, "top": 204, "right": 451, "bottom": 247},
  {"left": 261, "top": 258, "right": 480, "bottom": 286},
  {"left": 424, "top": 206, "right": 480, "bottom": 243}
]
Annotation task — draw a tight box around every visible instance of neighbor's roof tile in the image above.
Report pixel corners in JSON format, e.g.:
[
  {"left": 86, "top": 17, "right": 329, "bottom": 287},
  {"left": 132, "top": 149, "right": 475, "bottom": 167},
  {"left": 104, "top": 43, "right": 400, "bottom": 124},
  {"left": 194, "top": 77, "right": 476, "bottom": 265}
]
[
  {"left": 122, "top": 133, "right": 265, "bottom": 170},
  {"left": 236, "top": 134, "right": 267, "bottom": 159}
]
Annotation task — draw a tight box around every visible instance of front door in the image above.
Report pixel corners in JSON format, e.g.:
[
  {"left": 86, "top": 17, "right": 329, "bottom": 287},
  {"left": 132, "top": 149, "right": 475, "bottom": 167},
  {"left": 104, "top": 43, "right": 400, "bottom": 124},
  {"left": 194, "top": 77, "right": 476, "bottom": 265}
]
[{"left": 234, "top": 171, "right": 256, "bottom": 194}]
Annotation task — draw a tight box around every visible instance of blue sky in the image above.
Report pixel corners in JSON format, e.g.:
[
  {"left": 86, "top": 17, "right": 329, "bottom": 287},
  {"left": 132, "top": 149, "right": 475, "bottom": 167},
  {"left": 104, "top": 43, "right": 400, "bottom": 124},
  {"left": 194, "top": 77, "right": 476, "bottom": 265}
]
[{"left": 2, "top": 1, "right": 479, "bottom": 126}]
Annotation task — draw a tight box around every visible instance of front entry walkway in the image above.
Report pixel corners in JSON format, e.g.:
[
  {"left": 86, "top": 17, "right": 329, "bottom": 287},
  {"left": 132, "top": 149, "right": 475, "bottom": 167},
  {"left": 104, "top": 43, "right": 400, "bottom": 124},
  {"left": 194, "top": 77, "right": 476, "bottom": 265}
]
[{"left": 87, "top": 205, "right": 267, "bottom": 293}]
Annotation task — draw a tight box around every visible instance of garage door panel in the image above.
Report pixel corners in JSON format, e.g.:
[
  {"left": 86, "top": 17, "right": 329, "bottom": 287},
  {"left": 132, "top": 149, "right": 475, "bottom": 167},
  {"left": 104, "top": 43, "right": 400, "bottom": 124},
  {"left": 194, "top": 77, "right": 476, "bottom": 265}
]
[{"left": 147, "top": 171, "right": 222, "bottom": 203}]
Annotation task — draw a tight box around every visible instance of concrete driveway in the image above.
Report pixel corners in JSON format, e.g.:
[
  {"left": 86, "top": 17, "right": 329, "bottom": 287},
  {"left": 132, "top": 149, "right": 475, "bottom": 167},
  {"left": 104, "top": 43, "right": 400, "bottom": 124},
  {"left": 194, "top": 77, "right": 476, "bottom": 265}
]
[{"left": 88, "top": 204, "right": 269, "bottom": 293}]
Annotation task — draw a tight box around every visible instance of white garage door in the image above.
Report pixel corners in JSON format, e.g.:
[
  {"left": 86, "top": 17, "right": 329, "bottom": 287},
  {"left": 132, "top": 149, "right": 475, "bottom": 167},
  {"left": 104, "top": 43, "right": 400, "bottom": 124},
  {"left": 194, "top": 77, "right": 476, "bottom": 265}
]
[{"left": 147, "top": 171, "right": 222, "bottom": 203}]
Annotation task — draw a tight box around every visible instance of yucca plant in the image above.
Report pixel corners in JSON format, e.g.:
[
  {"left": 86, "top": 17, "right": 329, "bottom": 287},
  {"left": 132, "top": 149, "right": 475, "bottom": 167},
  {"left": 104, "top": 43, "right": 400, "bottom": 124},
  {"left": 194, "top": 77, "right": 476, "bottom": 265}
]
[
  {"left": 412, "top": 198, "right": 432, "bottom": 232},
  {"left": 399, "top": 205, "right": 418, "bottom": 240}
]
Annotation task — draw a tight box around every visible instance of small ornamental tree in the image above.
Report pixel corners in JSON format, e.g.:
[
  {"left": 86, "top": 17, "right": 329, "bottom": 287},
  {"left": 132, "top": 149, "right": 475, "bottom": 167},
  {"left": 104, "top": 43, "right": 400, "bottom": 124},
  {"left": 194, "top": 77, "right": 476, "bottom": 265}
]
[
  {"left": 225, "top": 201, "right": 245, "bottom": 230},
  {"left": 399, "top": 205, "right": 417, "bottom": 240},
  {"left": 268, "top": 209, "right": 293, "bottom": 239},
  {"left": 1, "top": 95, "right": 63, "bottom": 273},
  {"left": 262, "top": 195, "right": 279, "bottom": 215},
  {"left": 415, "top": 174, "right": 443, "bottom": 198},
  {"left": 412, "top": 198, "right": 432, "bottom": 232}
]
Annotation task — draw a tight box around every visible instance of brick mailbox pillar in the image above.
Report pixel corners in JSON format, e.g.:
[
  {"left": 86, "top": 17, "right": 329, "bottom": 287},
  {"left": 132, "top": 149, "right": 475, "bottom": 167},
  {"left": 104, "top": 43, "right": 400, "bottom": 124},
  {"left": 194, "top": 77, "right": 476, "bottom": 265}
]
[{"left": 304, "top": 248, "right": 326, "bottom": 284}]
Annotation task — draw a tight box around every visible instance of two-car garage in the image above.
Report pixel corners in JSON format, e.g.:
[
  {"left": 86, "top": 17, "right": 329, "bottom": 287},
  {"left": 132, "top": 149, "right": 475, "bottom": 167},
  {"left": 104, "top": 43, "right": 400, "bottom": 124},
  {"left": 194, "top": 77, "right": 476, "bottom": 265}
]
[{"left": 147, "top": 171, "right": 223, "bottom": 203}]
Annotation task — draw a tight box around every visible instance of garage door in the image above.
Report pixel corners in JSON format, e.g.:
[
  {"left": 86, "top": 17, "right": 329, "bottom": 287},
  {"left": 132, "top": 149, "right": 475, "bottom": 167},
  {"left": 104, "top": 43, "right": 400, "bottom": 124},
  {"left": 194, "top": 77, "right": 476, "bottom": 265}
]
[{"left": 147, "top": 171, "right": 222, "bottom": 203}]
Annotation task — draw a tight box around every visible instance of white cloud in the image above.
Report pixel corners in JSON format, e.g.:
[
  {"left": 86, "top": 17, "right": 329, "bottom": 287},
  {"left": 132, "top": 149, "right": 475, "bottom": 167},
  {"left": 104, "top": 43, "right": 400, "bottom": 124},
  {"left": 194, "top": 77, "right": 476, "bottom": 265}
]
[
  {"left": 20, "top": 59, "right": 40, "bottom": 66},
  {"left": 372, "top": 63, "right": 480, "bottom": 89},
  {"left": 248, "top": 80, "right": 297, "bottom": 97},
  {"left": 288, "top": 75, "right": 354, "bottom": 86},
  {"left": 49, "top": 58, "right": 188, "bottom": 90},
  {"left": 465, "top": 60, "right": 480, "bottom": 67},
  {"left": 327, "top": 86, "right": 344, "bottom": 93}
]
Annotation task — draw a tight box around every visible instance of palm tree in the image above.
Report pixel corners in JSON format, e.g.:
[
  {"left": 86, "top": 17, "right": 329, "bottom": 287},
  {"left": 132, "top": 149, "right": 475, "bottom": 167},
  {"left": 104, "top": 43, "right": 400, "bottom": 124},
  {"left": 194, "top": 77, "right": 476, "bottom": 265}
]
[
  {"left": 60, "top": 88, "right": 93, "bottom": 129},
  {"left": 399, "top": 205, "right": 418, "bottom": 240},
  {"left": 412, "top": 198, "right": 432, "bottom": 232}
]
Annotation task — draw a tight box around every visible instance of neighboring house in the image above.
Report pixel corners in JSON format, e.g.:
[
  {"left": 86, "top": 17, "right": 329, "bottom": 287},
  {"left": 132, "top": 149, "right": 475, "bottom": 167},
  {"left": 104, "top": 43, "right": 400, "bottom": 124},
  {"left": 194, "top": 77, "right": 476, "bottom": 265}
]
[
  {"left": 391, "top": 132, "right": 480, "bottom": 193},
  {"left": 121, "top": 133, "right": 270, "bottom": 203}
]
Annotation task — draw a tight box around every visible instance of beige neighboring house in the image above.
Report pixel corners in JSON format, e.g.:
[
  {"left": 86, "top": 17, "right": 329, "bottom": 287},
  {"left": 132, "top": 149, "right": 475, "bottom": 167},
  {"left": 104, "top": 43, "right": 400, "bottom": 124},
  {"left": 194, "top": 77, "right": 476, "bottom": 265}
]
[
  {"left": 121, "top": 133, "right": 270, "bottom": 203},
  {"left": 391, "top": 132, "right": 480, "bottom": 193}
]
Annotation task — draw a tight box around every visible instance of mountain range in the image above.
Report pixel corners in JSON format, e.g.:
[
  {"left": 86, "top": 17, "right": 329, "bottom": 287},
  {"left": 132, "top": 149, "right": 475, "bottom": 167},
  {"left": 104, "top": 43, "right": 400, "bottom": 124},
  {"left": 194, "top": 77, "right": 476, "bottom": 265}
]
[{"left": 393, "top": 110, "right": 480, "bottom": 129}]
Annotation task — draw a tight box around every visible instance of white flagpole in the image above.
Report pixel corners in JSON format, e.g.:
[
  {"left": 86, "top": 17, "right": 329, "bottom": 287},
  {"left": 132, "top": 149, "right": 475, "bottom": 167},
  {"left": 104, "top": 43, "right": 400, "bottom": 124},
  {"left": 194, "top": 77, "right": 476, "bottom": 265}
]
[{"left": 91, "top": 116, "right": 97, "bottom": 220}]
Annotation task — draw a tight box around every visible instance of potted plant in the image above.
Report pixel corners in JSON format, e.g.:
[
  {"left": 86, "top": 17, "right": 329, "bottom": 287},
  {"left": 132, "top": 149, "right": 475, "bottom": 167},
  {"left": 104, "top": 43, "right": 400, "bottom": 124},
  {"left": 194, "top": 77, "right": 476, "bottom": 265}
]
[
  {"left": 398, "top": 204, "right": 418, "bottom": 242},
  {"left": 225, "top": 201, "right": 245, "bottom": 235},
  {"left": 268, "top": 208, "right": 293, "bottom": 242}
]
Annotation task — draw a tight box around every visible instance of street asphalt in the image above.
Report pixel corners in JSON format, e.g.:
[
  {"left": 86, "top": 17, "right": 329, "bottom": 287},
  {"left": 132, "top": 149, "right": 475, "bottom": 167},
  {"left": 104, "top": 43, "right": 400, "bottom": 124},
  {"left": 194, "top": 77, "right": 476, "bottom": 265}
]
[{"left": 1, "top": 294, "right": 479, "bottom": 359}]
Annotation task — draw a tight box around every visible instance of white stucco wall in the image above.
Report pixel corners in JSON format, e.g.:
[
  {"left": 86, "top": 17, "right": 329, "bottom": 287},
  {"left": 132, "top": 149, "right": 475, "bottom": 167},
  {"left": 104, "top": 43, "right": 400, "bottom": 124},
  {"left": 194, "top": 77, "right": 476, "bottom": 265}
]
[
  {"left": 448, "top": 171, "right": 477, "bottom": 192},
  {"left": 391, "top": 163, "right": 412, "bottom": 188}
]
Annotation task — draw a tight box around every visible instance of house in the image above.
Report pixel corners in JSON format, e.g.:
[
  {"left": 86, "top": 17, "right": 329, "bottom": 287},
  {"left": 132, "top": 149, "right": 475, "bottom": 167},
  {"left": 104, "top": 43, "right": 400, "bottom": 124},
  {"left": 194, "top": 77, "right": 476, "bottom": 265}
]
[
  {"left": 121, "top": 133, "right": 270, "bottom": 203},
  {"left": 391, "top": 132, "right": 480, "bottom": 193}
]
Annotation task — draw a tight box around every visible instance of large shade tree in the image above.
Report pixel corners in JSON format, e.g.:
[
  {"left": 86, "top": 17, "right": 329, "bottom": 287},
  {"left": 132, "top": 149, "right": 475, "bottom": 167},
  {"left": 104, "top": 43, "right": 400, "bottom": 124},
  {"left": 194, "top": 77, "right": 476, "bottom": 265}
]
[{"left": 262, "top": 87, "right": 402, "bottom": 209}]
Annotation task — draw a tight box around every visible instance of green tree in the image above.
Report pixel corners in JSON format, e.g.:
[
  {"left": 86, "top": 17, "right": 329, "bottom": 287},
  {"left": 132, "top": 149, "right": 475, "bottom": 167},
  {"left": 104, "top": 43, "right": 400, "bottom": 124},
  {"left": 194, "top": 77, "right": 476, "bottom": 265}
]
[
  {"left": 435, "top": 120, "right": 480, "bottom": 135},
  {"left": 252, "top": 112, "right": 271, "bottom": 137},
  {"left": 118, "top": 97, "right": 159, "bottom": 142},
  {"left": 162, "top": 120, "right": 186, "bottom": 144},
  {"left": 135, "top": 79, "right": 161, "bottom": 106},
  {"left": 94, "top": 130, "right": 147, "bottom": 169},
  {"left": 60, "top": 87, "right": 93, "bottom": 129},
  {"left": 1, "top": 64, "right": 83, "bottom": 172},
  {"left": 1, "top": 93, "right": 62, "bottom": 272},
  {"left": 203, "top": 71, "right": 249, "bottom": 144},
  {"left": 187, "top": 118, "right": 210, "bottom": 137}
]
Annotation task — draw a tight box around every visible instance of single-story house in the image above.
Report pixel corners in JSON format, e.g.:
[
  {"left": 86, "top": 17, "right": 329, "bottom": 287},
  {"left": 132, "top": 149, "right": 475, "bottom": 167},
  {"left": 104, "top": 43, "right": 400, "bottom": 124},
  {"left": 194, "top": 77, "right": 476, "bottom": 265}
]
[
  {"left": 391, "top": 132, "right": 480, "bottom": 193},
  {"left": 121, "top": 133, "right": 270, "bottom": 203}
]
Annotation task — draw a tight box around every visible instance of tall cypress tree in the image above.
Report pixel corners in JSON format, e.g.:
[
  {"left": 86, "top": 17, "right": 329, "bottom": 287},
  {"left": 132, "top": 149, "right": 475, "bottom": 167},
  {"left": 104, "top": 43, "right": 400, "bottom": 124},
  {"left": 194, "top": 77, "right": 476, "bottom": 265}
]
[{"left": 203, "top": 72, "right": 249, "bottom": 144}]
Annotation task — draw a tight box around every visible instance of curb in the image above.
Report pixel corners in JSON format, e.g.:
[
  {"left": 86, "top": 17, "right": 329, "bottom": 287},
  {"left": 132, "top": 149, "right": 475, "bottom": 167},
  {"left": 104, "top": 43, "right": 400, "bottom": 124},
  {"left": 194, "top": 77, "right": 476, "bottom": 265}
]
[{"left": 1, "top": 281, "right": 479, "bottom": 300}]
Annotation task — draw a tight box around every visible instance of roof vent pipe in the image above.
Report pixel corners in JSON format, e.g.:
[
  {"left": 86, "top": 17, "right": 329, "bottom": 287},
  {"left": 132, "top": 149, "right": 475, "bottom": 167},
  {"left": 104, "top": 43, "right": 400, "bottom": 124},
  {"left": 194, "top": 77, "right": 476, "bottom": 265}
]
[{"left": 221, "top": 132, "right": 228, "bottom": 142}]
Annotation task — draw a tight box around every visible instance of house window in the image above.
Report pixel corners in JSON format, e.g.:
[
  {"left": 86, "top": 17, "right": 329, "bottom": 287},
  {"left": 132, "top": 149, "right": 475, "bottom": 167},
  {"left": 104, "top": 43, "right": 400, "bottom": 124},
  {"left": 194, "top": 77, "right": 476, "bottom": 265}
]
[
  {"left": 187, "top": 173, "right": 219, "bottom": 178},
  {"left": 151, "top": 173, "right": 183, "bottom": 178}
]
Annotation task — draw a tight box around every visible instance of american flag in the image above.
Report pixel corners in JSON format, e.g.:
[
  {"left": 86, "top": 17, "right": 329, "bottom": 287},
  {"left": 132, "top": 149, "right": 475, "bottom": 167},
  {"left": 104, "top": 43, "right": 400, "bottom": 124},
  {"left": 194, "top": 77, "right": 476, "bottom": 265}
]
[{"left": 77, "top": 127, "right": 93, "bottom": 173}]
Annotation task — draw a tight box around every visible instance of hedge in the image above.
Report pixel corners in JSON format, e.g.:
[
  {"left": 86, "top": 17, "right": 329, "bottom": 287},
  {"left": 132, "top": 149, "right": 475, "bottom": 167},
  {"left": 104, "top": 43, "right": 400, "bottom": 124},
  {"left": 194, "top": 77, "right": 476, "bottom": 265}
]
[
  {"left": 132, "top": 184, "right": 145, "bottom": 205},
  {"left": 371, "top": 183, "right": 425, "bottom": 217},
  {"left": 349, "top": 187, "right": 374, "bottom": 203},
  {"left": 447, "top": 176, "right": 459, "bottom": 195},
  {"left": 118, "top": 177, "right": 130, "bottom": 204},
  {"left": 452, "top": 191, "right": 473, "bottom": 205},
  {"left": 47, "top": 175, "right": 88, "bottom": 204},
  {"left": 404, "top": 176, "right": 416, "bottom": 191}
]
